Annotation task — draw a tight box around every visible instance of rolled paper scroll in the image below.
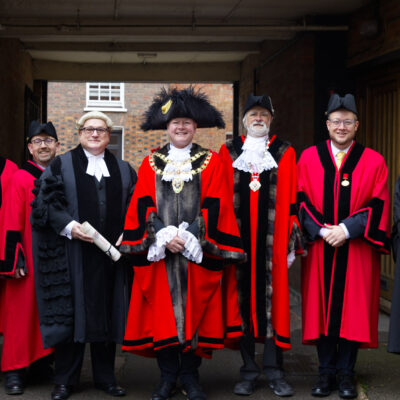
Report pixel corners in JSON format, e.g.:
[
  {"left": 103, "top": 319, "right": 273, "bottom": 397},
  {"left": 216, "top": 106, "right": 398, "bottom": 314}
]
[{"left": 81, "top": 221, "right": 121, "bottom": 262}]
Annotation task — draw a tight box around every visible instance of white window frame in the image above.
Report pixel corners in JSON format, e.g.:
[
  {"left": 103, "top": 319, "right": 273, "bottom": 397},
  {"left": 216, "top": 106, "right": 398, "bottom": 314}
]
[{"left": 84, "top": 82, "right": 127, "bottom": 112}]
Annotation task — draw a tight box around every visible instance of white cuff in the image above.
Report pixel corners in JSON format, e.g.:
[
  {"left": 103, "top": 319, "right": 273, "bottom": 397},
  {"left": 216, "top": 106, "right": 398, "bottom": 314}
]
[
  {"left": 147, "top": 226, "right": 178, "bottom": 262},
  {"left": 178, "top": 222, "right": 203, "bottom": 264},
  {"left": 339, "top": 223, "right": 350, "bottom": 239},
  {"left": 287, "top": 250, "right": 295, "bottom": 268},
  {"left": 60, "top": 220, "right": 77, "bottom": 240},
  {"left": 319, "top": 227, "right": 329, "bottom": 238}
]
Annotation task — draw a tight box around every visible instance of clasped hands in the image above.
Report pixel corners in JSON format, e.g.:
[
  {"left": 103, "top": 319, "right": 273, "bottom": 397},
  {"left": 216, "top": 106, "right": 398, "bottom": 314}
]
[{"left": 321, "top": 224, "right": 347, "bottom": 248}]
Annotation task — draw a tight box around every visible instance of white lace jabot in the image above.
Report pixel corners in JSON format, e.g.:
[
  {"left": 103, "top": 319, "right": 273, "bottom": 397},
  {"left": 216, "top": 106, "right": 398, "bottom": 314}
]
[
  {"left": 232, "top": 135, "right": 278, "bottom": 173},
  {"left": 162, "top": 143, "right": 193, "bottom": 182}
]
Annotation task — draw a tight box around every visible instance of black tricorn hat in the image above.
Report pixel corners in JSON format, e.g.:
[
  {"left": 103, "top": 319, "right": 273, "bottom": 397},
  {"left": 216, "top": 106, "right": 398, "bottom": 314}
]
[
  {"left": 243, "top": 93, "right": 275, "bottom": 117},
  {"left": 140, "top": 86, "right": 225, "bottom": 131},
  {"left": 326, "top": 93, "right": 358, "bottom": 116},
  {"left": 27, "top": 121, "right": 58, "bottom": 142}
]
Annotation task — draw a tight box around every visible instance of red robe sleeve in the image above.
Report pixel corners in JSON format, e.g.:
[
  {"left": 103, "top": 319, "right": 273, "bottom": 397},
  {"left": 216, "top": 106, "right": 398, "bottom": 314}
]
[{"left": 0, "top": 164, "right": 25, "bottom": 276}]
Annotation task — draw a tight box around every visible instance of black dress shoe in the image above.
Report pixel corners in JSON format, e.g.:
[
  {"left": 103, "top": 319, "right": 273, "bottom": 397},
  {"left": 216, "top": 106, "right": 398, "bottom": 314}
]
[
  {"left": 268, "top": 377, "right": 294, "bottom": 397},
  {"left": 151, "top": 380, "right": 176, "bottom": 400},
  {"left": 51, "top": 384, "right": 72, "bottom": 400},
  {"left": 95, "top": 383, "right": 126, "bottom": 397},
  {"left": 338, "top": 375, "right": 357, "bottom": 399},
  {"left": 233, "top": 380, "right": 255, "bottom": 396},
  {"left": 181, "top": 381, "right": 206, "bottom": 400},
  {"left": 4, "top": 369, "right": 25, "bottom": 395},
  {"left": 311, "top": 374, "right": 336, "bottom": 397}
]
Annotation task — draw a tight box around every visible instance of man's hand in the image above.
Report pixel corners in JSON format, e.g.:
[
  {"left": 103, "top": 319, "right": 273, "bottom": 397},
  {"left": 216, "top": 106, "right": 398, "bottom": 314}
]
[
  {"left": 13, "top": 268, "right": 26, "bottom": 279},
  {"left": 166, "top": 235, "right": 185, "bottom": 253},
  {"left": 323, "top": 224, "right": 347, "bottom": 247},
  {"left": 71, "top": 222, "right": 94, "bottom": 243}
]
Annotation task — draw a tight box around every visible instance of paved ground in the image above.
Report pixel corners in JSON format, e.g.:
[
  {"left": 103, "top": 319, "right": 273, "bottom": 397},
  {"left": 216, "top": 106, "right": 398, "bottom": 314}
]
[{"left": 0, "top": 292, "right": 399, "bottom": 400}]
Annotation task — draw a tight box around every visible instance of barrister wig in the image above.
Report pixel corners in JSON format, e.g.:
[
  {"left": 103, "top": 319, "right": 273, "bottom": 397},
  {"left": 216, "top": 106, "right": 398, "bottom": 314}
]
[{"left": 140, "top": 86, "right": 226, "bottom": 131}]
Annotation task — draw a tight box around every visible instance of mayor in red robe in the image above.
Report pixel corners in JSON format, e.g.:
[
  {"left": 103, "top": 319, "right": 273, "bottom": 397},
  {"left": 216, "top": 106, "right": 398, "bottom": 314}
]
[
  {"left": 219, "top": 94, "right": 302, "bottom": 398},
  {"left": 120, "top": 87, "right": 246, "bottom": 400},
  {"left": 297, "top": 94, "right": 390, "bottom": 399},
  {"left": 0, "top": 122, "right": 58, "bottom": 395}
]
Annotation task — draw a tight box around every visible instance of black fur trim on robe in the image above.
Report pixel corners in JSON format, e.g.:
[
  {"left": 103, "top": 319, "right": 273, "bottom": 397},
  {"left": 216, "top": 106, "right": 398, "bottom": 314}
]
[{"left": 0, "top": 156, "right": 6, "bottom": 208}]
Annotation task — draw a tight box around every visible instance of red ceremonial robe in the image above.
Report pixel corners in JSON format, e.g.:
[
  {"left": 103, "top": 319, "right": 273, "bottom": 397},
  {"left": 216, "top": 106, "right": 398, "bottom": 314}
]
[
  {"left": 219, "top": 134, "right": 302, "bottom": 350},
  {"left": 0, "top": 161, "right": 53, "bottom": 371},
  {"left": 0, "top": 157, "right": 18, "bottom": 334},
  {"left": 121, "top": 144, "right": 246, "bottom": 358},
  {"left": 297, "top": 140, "right": 390, "bottom": 348}
]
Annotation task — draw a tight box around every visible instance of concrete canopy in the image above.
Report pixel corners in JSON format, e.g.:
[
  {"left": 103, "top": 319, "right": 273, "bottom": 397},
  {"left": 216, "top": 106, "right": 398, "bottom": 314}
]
[{"left": 0, "top": 0, "right": 369, "bottom": 81}]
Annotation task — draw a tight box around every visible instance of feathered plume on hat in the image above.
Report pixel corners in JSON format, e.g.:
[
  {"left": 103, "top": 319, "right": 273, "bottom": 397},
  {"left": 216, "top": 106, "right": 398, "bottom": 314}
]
[{"left": 140, "top": 86, "right": 225, "bottom": 131}]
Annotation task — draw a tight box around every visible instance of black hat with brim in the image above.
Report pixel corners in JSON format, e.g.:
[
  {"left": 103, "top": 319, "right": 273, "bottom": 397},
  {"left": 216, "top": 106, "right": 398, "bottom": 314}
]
[
  {"left": 140, "top": 86, "right": 225, "bottom": 131},
  {"left": 27, "top": 121, "right": 58, "bottom": 142},
  {"left": 326, "top": 93, "right": 358, "bottom": 116},
  {"left": 243, "top": 93, "right": 274, "bottom": 117}
]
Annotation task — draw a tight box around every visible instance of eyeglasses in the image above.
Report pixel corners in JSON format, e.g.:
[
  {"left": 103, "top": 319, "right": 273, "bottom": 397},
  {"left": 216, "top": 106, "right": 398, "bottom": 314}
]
[
  {"left": 31, "top": 137, "right": 57, "bottom": 145},
  {"left": 80, "top": 127, "right": 109, "bottom": 135},
  {"left": 328, "top": 119, "right": 357, "bottom": 127}
]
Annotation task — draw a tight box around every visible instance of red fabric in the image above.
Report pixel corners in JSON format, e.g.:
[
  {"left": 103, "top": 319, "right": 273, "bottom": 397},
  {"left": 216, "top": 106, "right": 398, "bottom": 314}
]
[
  {"left": 298, "top": 141, "right": 390, "bottom": 348},
  {"left": 0, "top": 162, "right": 53, "bottom": 371},
  {"left": 219, "top": 136, "right": 297, "bottom": 350},
  {"left": 122, "top": 152, "right": 244, "bottom": 357}
]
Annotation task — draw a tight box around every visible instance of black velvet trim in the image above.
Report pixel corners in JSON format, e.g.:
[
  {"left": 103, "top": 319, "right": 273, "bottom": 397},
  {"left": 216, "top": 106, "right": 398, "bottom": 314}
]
[
  {"left": 199, "top": 255, "right": 225, "bottom": 271},
  {"left": 298, "top": 191, "right": 325, "bottom": 226},
  {"left": 289, "top": 203, "right": 297, "bottom": 216},
  {"left": 197, "top": 336, "right": 224, "bottom": 345},
  {"left": 201, "top": 197, "right": 242, "bottom": 249},
  {"left": 274, "top": 332, "right": 291, "bottom": 344},
  {"left": 0, "top": 231, "right": 24, "bottom": 273},
  {"left": 226, "top": 325, "right": 242, "bottom": 333},
  {"left": 154, "top": 337, "right": 180, "bottom": 348},
  {"left": 364, "top": 197, "right": 391, "bottom": 251},
  {"left": 123, "top": 337, "right": 154, "bottom": 347},
  {"left": 123, "top": 197, "right": 156, "bottom": 241},
  {"left": 327, "top": 242, "right": 350, "bottom": 336},
  {"left": 21, "top": 161, "right": 43, "bottom": 180},
  {"left": 0, "top": 156, "right": 6, "bottom": 209},
  {"left": 255, "top": 170, "right": 270, "bottom": 336}
]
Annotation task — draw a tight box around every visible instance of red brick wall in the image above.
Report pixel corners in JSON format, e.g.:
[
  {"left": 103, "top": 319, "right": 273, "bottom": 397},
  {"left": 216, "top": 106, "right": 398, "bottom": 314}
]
[{"left": 48, "top": 82, "right": 233, "bottom": 170}]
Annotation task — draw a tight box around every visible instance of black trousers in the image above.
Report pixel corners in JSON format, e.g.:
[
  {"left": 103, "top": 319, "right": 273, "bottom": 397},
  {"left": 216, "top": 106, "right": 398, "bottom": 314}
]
[
  {"left": 316, "top": 336, "right": 359, "bottom": 377},
  {"left": 239, "top": 334, "right": 284, "bottom": 382},
  {"left": 156, "top": 347, "right": 202, "bottom": 385},
  {"left": 54, "top": 342, "right": 116, "bottom": 386}
]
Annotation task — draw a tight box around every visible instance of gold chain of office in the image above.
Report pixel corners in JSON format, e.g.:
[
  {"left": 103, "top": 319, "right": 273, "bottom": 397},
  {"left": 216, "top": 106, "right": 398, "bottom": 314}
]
[{"left": 149, "top": 150, "right": 212, "bottom": 193}]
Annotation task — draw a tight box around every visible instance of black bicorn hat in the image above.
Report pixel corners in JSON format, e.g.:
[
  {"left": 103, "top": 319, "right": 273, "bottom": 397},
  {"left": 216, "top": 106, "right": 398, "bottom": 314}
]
[
  {"left": 27, "top": 120, "right": 58, "bottom": 142},
  {"left": 243, "top": 93, "right": 275, "bottom": 117},
  {"left": 140, "top": 86, "right": 225, "bottom": 131},
  {"left": 326, "top": 93, "right": 358, "bottom": 116}
]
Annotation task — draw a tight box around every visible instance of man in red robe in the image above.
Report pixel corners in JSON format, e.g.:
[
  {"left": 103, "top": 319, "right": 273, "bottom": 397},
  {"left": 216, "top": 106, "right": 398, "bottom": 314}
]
[
  {"left": 297, "top": 94, "right": 390, "bottom": 399},
  {"left": 121, "top": 87, "right": 246, "bottom": 400},
  {"left": 0, "top": 121, "right": 59, "bottom": 395},
  {"left": 219, "top": 94, "right": 302, "bottom": 397}
]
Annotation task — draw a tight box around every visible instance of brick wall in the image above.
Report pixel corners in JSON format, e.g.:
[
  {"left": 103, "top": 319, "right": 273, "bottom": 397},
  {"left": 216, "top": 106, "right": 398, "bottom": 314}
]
[{"left": 48, "top": 82, "right": 233, "bottom": 170}]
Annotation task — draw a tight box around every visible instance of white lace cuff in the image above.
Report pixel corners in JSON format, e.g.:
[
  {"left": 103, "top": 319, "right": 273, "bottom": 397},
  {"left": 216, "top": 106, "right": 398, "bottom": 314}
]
[
  {"left": 287, "top": 250, "right": 296, "bottom": 268},
  {"left": 178, "top": 222, "right": 203, "bottom": 263},
  {"left": 147, "top": 225, "right": 178, "bottom": 262}
]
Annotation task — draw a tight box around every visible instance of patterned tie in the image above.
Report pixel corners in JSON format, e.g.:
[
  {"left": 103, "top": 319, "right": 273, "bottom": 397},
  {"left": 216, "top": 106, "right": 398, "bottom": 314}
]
[{"left": 335, "top": 151, "right": 346, "bottom": 169}]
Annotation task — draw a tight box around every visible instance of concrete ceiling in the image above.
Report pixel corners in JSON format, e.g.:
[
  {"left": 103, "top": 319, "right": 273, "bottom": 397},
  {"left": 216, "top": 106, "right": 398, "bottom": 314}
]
[{"left": 0, "top": 0, "right": 370, "bottom": 64}]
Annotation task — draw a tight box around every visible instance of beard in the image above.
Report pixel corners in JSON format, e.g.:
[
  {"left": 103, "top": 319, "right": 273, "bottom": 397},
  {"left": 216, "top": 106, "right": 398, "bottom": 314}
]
[{"left": 246, "top": 121, "right": 270, "bottom": 138}]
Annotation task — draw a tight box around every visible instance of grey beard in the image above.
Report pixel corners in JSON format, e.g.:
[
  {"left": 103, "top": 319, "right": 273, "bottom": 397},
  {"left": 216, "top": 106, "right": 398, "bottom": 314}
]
[{"left": 247, "top": 125, "right": 270, "bottom": 138}]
